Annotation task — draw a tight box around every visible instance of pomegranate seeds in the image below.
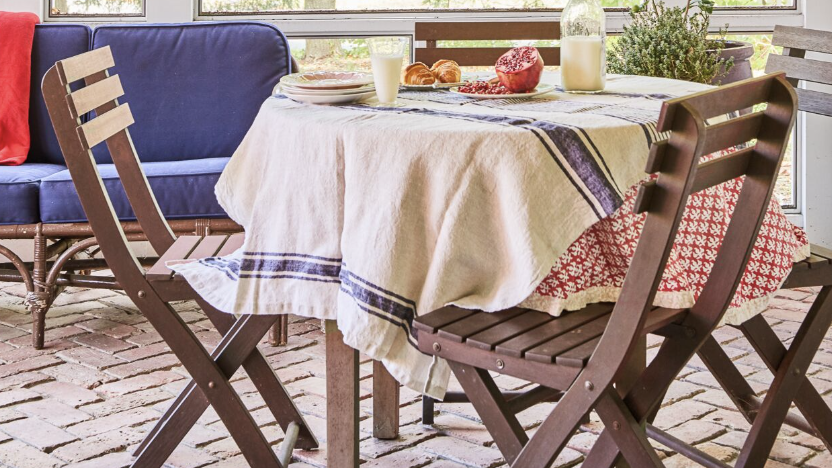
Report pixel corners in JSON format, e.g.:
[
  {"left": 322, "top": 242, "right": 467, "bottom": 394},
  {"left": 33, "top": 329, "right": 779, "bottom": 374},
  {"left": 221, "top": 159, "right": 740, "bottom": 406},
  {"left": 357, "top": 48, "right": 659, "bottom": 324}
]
[{"left": 457, "top": 80, "right": 512, "bottom": 95}]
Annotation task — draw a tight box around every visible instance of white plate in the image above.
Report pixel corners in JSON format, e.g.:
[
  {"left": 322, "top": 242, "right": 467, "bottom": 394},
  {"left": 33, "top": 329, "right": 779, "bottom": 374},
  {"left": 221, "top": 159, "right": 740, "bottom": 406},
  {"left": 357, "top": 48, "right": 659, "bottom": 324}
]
[
  {"left": 449, "top": 83, "right": 556, "bottom": 99},
  {"left": 401, "top": 74, "right": 476, "bottom": 90},
  {"left": 280, "top": 71, "right": 374, "bottom": 90},
  {"left": 283, "top": 89, "right": 376, "bottom": 105},
  {"left": 279, "top": 84, "right": 375, "bottom": 96}
]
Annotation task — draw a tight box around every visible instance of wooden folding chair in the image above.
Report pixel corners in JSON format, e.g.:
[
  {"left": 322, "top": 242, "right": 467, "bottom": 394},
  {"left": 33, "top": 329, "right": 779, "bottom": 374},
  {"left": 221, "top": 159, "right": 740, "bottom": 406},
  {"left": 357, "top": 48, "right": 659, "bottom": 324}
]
[
  {"left": 41, "top": 46, "right": 318, "bottom": 468},
  {"left": 414, "top": 73, "right": 797, "bottom": 468},
  {"left": 683, "top": 25, "right": 832, "bottom": 468},
  {"left": 414, "top": 21, "right": 560, "bottom": 67}
]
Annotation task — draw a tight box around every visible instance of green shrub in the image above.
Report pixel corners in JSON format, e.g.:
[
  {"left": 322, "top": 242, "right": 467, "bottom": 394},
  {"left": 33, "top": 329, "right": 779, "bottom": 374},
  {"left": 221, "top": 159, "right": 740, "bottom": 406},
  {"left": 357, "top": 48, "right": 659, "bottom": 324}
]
[{"left": 607, "top": 0, "right": 733, "bottom": 84}]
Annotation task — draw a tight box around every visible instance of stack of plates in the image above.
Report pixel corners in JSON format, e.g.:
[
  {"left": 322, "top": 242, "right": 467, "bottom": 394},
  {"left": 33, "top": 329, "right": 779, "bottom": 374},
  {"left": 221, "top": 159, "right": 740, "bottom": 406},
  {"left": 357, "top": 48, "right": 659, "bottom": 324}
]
[{"left": 279, "top": 71, "right": 376, "bottom": 105}]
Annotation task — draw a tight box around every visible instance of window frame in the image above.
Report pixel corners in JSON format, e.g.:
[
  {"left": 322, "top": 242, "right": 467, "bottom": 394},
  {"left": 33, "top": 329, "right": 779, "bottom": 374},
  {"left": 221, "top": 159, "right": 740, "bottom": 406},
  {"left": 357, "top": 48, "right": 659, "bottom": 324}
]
[{"left": 45, "top": 0, "right": 146, "bottom": 21}]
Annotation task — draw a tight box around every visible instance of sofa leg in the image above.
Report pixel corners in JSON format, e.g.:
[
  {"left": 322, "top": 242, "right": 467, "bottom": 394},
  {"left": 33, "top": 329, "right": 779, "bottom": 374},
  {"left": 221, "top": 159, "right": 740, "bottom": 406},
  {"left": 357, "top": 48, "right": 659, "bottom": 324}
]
[
  {"left": 27, "top": 226, "right": 52, "bottom": 350},
  {"left": 268, "top": 315, "right": 290, "bottom": 346}
]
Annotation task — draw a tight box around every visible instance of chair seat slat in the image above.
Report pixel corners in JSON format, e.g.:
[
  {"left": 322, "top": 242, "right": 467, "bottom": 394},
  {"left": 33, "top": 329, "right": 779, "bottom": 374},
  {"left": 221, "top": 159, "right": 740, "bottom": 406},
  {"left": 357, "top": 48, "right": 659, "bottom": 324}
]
[
  {"left": 187, "top": 235, "right": 230, "bottom": 261},
  {"left": 495, "top": 304, "right": 612, "bottom": 358},
  {"left": 466, "top": 311, "right": 552, "bottom": 351},
  {"left": 766, "top": 54, "right": 832, "bottom": 86},
  {"left": 524, "top": 314, "right": 612, "bottom": 364},
  {"left": 147, "top": 236, "right": 202, "bottom": 281},
  {"left": 217, "top": 233, "right": 245, "bottom": 257},
  {"left": 811, "top": 244, "right": 832, "bottom": 262},
  {"left": 66, "top": 74, "right": 125, "bottom": 118},
  {"left": 438, "top": 308, "right": 527, "bottom": 343},
  {"left": 56, "top": 46, "right": 115, "bottom": 84},
  {"left": 413, "top": 306, "right": 478, "bottom": 334},
  {"left": 555, "top": 336, "right": 601, "bottom": 368},
  {"left": 77, "top": 103, "right": 134, "bottom": 148}
]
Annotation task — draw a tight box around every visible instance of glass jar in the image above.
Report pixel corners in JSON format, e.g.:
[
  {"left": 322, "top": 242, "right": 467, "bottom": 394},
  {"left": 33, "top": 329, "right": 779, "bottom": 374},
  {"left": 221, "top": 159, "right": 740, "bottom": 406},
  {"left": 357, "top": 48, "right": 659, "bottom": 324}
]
[{"left": 561, "top": 0, "right": 607, "bottom": 93}]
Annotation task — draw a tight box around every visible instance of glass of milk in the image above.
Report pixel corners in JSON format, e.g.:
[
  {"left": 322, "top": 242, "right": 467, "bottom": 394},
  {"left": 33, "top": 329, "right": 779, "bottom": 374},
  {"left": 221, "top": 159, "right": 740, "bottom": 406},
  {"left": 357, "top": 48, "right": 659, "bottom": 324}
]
[{"left": 368, "top": 37, "right": 407, "bottom": 106}]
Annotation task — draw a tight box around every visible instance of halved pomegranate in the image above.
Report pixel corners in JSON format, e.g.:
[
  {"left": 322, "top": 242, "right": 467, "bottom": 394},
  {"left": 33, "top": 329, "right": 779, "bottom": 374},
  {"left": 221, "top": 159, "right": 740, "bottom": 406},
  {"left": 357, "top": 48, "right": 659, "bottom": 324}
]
[{"left": 495, "top": 46, "right": 544, "bottom": 93}]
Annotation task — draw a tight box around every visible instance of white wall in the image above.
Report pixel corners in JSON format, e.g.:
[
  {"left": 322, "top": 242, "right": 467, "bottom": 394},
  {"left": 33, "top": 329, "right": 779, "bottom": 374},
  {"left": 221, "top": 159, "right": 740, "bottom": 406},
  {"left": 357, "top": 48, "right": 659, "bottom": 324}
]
[{"left": 802, "top": 0, "right": 832, "bottom": 248}]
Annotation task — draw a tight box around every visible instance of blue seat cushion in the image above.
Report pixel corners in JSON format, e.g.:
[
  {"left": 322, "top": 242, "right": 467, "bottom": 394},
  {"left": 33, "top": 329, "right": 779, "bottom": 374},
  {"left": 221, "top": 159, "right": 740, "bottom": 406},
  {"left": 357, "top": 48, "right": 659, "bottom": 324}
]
[
  {"left": 29, "top": 24, "right": 92, "bottom": 165},
  {"left": 0, "top": 164, "right": 66, "bottom": 225},
  {"left": 39, "top": 158, "right": 230, "bottom": 223},
  {"left": 90, "top": 22, "right": 291, "bottom": 164}
]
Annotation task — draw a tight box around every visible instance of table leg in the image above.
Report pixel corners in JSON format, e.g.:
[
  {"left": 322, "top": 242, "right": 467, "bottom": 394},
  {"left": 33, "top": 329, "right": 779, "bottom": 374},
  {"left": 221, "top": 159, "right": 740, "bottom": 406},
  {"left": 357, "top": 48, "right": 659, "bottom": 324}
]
[
  {"left": 325, "top": 320, "right": 360, "bottom": 468},
  {"left": 373, "top": 360, "right": 400, "bottom": 439}
]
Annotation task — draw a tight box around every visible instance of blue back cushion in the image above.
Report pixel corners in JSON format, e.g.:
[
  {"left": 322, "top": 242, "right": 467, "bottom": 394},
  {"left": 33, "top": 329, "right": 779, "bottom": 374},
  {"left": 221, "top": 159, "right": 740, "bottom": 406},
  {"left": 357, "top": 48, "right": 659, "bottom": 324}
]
[
  {"left": 28, "top": 24, "right": 92, "bottom": 165},
  {"left": 91, "top": 22, "right": 291, "bottom": 163}
]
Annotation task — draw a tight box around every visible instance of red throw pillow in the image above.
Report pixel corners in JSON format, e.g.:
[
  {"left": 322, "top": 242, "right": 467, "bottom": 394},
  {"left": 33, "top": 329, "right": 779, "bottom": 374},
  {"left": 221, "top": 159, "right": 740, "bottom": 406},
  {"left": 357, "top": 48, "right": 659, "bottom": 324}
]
[{"left": 0, "top": 11, "right": 40, "bottom": 166}]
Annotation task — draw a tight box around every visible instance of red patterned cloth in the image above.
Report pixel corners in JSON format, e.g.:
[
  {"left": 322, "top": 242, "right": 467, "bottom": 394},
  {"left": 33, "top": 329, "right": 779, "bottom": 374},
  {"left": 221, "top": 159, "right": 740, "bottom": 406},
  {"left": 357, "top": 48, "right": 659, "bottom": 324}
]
[{"left": 523, "top": 159, "right": 809, "bottom": 326}]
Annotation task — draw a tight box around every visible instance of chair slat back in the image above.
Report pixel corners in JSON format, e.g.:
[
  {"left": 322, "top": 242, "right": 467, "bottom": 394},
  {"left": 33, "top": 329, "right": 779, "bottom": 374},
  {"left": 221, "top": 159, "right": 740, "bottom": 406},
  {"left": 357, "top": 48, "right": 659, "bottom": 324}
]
[
  {"left": 593, "top": 73, "right": 797, "bottom": 381},
  {"left": 67, "top": 74, "right": 125, "bottom": 118},
  {"left": 414, "top": 22, "right": 560, "bottom": 67},
  {"left": 766, "top": 25, "right": 832, "bottom": 116},
  {"left": 42, "top": 47, "right": 177, "bottom": 277}
]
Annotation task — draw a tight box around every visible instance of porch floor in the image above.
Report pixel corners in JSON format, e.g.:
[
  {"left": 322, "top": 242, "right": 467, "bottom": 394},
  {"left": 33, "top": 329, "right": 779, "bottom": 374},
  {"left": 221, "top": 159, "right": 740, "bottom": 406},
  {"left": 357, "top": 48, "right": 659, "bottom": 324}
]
[{"left": 0, "top": 283, "right": 829, "bottom": 468}]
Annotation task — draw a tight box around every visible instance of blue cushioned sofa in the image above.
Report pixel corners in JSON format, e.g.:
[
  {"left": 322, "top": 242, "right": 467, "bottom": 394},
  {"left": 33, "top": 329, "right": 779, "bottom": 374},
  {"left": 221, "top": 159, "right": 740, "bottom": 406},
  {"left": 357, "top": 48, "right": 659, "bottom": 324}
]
[{"left": 0, "top": 21, "right": 293, "bottom": 348}]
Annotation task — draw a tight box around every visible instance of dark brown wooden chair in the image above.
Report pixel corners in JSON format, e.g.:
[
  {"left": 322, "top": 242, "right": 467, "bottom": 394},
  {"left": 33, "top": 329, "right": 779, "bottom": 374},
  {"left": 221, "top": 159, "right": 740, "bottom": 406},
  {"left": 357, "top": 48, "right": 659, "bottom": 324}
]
[
  {"left": 40, "top": 46, "right": 318, "bottom": 468},
  {"left": 414, "top": 21, "right": 560, "bottom": 67},
  {"left": 415, "top": 73, "right": 797, "bottom": 468},
  {"left": 681, "top": 25, "right": 832, "bottom": 468}
]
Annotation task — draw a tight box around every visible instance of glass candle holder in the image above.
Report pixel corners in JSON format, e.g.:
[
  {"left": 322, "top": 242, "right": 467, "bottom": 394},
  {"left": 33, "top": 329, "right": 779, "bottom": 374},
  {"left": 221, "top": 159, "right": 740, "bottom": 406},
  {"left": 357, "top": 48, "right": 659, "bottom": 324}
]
[{"left": 561, "top": 0, "right": 607, "bottom": 93}]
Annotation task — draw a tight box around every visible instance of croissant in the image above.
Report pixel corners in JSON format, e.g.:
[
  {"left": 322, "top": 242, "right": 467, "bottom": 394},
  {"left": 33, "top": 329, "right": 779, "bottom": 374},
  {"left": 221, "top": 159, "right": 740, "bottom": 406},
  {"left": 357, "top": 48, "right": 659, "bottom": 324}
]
[
  {"left": 430, "top": 59, "right": 462, "bottom": 83},
  {"left": 402, "top": 62, "right": 436, "bottom": 85}
]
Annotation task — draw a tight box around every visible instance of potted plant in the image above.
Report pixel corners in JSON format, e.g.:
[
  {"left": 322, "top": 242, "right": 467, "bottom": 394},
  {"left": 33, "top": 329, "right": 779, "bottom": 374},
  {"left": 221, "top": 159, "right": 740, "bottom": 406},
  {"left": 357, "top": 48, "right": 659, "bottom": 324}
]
[{"left": 608, "top": 0, "right": 752, "bottom": 84}]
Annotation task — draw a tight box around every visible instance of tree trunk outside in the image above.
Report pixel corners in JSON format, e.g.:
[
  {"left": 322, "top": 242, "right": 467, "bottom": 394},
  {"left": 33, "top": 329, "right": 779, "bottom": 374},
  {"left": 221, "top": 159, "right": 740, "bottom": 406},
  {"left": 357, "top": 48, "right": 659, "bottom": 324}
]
[{"left": 304, "top": 0, "right": 340, "bottom": 59}]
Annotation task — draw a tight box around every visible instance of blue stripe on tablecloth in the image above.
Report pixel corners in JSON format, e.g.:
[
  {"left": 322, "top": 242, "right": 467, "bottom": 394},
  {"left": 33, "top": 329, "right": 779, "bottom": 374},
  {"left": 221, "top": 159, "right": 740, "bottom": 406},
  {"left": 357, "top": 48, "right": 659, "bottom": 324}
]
[
  {"left": 230, "top": 252, "right": 420, "bottom": 346},
  {"left": 523, "top": 121, "right": 621, "bottom": 216},
  {"left": 199, "top": 257, "right": 241, "bottom": 281}
]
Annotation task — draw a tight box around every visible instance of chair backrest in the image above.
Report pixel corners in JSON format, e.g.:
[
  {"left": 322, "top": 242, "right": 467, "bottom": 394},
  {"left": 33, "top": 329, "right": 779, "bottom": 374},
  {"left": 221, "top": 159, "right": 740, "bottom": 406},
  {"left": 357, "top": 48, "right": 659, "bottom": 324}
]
[
  {"left": 594, "top": 73, "right": 797, "bottom": 381},
  {"left": 765, "top": 25, "right": 832, "bottom": 117},
  {"left": 414, "top": 21, "right": 560, "bottom": 66},
  {"left": 41, "top": 46, "right": 177, "bottom": 282}
]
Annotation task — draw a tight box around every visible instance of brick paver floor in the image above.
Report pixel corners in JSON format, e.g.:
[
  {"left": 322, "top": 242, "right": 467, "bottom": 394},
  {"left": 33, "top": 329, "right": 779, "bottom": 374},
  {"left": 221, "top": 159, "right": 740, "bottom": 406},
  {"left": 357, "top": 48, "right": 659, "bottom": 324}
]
[{"left": 0, "top": 281, "right": 830, "bottom": 467}]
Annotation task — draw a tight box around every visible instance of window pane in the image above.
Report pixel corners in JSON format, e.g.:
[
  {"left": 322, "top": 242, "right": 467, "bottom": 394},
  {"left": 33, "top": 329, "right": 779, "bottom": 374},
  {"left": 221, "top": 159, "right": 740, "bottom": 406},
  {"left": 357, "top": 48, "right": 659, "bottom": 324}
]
[
  {"left": 201, "top": 0, "right": 640, "bottom": 14},
  {"left": 714, "top": 0, "right": 794, "bottom": 7},
  {"left": 290, "top": 37, "right": 411, "bottom": 72},
  {"left": 49, "top": 0, "right": 143, "bottom": 16}
]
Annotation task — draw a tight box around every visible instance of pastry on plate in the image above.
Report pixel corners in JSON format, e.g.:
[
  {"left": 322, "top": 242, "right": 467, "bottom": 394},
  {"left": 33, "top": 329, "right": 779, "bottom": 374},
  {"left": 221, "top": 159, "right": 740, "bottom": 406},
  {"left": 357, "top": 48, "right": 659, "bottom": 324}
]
[
  {"left": 402, "top": 62, "right": 436, "bottom": 85},
  {"left": 430, "top": 59, "right": 462, "bottom": 83}
]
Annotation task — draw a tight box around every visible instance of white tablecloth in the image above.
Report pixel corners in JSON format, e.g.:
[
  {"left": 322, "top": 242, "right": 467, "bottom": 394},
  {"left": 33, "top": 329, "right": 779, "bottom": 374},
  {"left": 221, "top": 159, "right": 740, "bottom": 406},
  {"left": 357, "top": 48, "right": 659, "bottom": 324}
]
[{"left": 171, "top": 73, "right": 804, "bottom": 398}]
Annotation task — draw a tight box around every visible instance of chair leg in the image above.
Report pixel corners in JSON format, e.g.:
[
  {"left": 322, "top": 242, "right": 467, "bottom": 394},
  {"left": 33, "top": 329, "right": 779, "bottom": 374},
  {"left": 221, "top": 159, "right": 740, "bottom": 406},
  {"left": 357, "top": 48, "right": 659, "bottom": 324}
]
[
  {"left": 448, "top": 362, "right": 528, "bottom": 464},
  {"left": 583, "top": 330, "right": 705, "bottom": 468},
  {"left": 133, "top": 306, "right": 285, "bottom": 468},
  {"left": 422, "top": 395, "right": 436, "bottom": 425},
  {"left": 734, "top": 287, "right": 832, "bottom": 467},
  {"left": 594, "top": 391, "right": 663, "bottom": 468},
  {"left": 133, "top": 304, "right": 317, "bottom": 466}
]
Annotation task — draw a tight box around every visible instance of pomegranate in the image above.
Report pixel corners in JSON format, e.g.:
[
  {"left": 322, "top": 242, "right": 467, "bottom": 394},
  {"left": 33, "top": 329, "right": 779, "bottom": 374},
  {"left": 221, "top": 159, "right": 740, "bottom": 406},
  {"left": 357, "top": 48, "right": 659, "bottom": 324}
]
[{"left": 494, "top": 46, "right": 544, "bottom": 93}]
